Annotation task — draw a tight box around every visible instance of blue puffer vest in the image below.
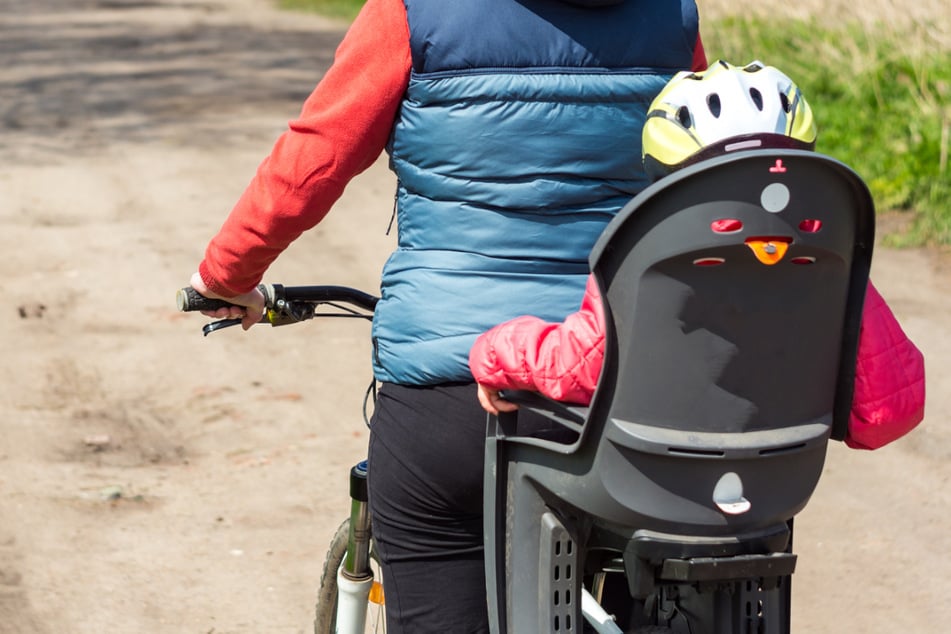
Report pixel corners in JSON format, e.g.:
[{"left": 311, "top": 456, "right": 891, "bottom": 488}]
[{"left": 372, "top": 0, "right": 700, "bottom": 385}]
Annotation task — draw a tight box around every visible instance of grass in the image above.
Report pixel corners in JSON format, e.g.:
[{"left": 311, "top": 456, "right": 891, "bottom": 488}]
[
  {"left": 278, "top": 0, "right": 951, "bottom": 246},
  {"left": 277, "top": 0, "right": 363, "bottom": 20},
  {"left": 704, "top": 18, "right": 951, "bottom": 247}
]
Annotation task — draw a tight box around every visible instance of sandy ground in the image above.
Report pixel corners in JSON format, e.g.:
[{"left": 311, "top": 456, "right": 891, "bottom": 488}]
[{"left": 1, "top": 1, "right": 948, "bottom": 633}]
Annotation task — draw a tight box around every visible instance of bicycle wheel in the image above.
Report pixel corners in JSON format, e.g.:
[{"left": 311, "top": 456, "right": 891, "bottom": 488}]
[{"left": 314, "top": 519, "right": 386, "bottom": 634}]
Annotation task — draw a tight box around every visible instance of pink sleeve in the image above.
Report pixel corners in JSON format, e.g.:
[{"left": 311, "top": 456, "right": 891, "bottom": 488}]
[
  {"left": 199, "top": 0, "right": 411, "bottom": 296},
  {"left": 845, "top": 281, "right": 926, "bottom": 450},
  {"left": 469, "top": 276, "right": 605, "bottom": 405}
]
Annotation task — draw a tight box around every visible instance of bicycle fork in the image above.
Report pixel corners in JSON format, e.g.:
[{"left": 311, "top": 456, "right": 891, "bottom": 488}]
[{"left": 336, "top": 460, "right": 378, "bottom": 633}]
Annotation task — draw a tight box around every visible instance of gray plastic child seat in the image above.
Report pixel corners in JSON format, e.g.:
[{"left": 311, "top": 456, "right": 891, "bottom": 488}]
[{"left": 483, "top": 149, "right": 875, "bottom": 634}]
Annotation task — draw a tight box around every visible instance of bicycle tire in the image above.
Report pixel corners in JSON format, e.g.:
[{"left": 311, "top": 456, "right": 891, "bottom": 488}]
[{"left": 314, "top": 519, "right": 385, "bottom": 634}]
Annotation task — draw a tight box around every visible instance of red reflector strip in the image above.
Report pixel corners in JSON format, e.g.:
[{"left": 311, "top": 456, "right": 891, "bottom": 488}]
[
  {"left": 799, "top": 219, "right": 822, "bottom": 232},
  {"left": 791, "top": 256, "right": 816, "bottom": 265},
  {"left": 711, "top": 218, "right": 743, "bottom": 233},
  {"left": 693, "top": 257, "right": 726, "bottom": 267}
]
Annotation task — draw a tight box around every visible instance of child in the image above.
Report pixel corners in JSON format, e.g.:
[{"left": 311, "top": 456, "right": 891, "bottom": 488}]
[{"left": 469, "top": 61, "right": 925, "bottom": 450}]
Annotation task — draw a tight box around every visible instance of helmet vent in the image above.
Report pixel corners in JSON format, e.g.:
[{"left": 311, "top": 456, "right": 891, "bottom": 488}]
[
  {"left": 706, "top": 94, "right": 721, "bottom": 118},
  {"left": 779, "top": 92, "right": 792, "bottom": 113},
  {"left": 676, "top": 106, "right": 692, "bottom": 127},
  {"left": 749, "top": 88, "right": 764, "bottom": 111}
]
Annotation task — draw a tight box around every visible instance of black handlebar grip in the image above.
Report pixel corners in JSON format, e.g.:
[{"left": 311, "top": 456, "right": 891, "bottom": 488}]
[{"left": 176, "top": 287, "right": 240, "bottom": 312}]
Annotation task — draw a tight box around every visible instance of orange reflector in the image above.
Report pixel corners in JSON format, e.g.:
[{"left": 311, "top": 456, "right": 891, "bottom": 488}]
[
  {"left": 369, "top": 580, "right": 385, "bottom": 605},
  {"left": 745, "top": 239, "right": 789, "bottom": 265}
]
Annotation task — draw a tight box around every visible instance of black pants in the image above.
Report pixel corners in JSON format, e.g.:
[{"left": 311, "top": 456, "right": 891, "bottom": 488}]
[{"left": 367, "top": 382, "right": 557, "bottom": 633}]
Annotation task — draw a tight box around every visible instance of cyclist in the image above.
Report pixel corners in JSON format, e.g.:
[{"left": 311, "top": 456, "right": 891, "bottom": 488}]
[
  {"left": 188, "top": 0, "right": 706, "bottom": 631},
  {"left": 469, "top": 60, "right": 926, "bottom": 451}
]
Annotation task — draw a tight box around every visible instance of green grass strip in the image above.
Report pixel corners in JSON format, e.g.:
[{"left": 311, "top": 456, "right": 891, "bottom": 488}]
[{"left": 277, "top": 0, "right": 363, "bottom": 21}]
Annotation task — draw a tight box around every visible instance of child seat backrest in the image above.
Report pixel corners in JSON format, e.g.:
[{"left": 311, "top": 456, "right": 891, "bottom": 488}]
[
  {"left": 483, "top": 151, "right": 874, "bottom": 634},
  {"left": 587, "top": 149, "right": 875, "bottom": 450}
]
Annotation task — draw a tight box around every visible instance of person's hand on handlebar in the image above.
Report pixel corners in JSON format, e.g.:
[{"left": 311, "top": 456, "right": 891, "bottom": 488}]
[
  {"left": 476, "top": 383, "right": 520, "bottom": 416},
  {"left": 189, "top": 272, "right": 265, "bottom": 331}
]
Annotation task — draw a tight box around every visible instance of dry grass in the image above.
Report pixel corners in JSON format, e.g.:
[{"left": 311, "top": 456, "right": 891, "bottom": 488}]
[{"left": 700, "top": 0, "right": 951, "bottom": 51}]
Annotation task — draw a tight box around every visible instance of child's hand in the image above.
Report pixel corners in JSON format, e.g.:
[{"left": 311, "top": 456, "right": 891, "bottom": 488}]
[
  {"left": 189, "top": 272, "right": 265, "bottom": 330},
  {"left": 477, "top": 383, "right": 519, "bottom": 415}
]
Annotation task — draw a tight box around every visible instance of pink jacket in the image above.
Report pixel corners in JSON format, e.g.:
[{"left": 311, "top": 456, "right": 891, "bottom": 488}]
[{"left": 469, "top": 276, "right": 925, "bottom": 450}]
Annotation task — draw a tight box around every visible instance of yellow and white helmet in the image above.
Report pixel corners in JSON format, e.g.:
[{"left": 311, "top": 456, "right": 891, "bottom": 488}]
[{"left": 642, "top": 60, "right": 817, "bottom": 180}]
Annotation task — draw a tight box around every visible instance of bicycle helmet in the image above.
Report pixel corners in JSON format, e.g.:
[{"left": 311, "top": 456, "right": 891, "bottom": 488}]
[{"left": 642, "top": 60, "right": 817, "bottom": 180}]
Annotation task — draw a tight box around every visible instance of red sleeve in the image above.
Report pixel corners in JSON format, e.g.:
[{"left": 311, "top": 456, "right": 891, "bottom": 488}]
[
  {"left": 691, "top": 32, "right": 707, "bottom": 71},
  {"left": 199, "top": 0, "right": 411, "bottom": 296},
  {"left": 845, "top": 281, "right": 926, "bottom": 450},
  {"left": 469, "top": 276, "right": 605, "bottom": 405}
]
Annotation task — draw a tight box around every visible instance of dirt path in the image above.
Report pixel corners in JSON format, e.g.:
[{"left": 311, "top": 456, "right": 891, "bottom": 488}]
[{"left": 1, "top": 2, "right": 947, "bottom": 633}]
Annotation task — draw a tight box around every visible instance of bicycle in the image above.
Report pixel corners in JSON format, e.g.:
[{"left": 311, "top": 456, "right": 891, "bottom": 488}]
[
  {"left": 178, "top": 283, "right": 634, "bottom": 634},
  {"left": 179, "top": 148, "right": 876, "bottom": 634}
]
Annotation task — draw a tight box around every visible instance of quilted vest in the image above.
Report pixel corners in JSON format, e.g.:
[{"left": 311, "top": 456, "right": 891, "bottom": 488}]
[{"left": 372, "top": 0, "right": 699, "bottom": 384}]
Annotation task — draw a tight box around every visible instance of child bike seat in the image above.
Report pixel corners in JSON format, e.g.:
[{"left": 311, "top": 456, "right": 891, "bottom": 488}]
[{"left": 484, "top": 149, "right": 875, "bottom": 633}]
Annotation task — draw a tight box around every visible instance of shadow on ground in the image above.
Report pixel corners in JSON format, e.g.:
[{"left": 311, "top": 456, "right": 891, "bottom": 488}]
[{"left": 0, "top": 1, "right": 344, "bottom": 160}]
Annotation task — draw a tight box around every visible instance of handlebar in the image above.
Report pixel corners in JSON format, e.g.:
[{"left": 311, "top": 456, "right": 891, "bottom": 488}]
[{"left": 176, "top": 283, "right": 379, "bottom": 336}]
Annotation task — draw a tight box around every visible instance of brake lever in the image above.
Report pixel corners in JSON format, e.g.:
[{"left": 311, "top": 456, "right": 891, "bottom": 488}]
[
  {"left": 201, "top": 301, "right": 315, "bottom": 336},
  {"left": 202, "top": 318, "right": 243, "bottom": 336}
]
